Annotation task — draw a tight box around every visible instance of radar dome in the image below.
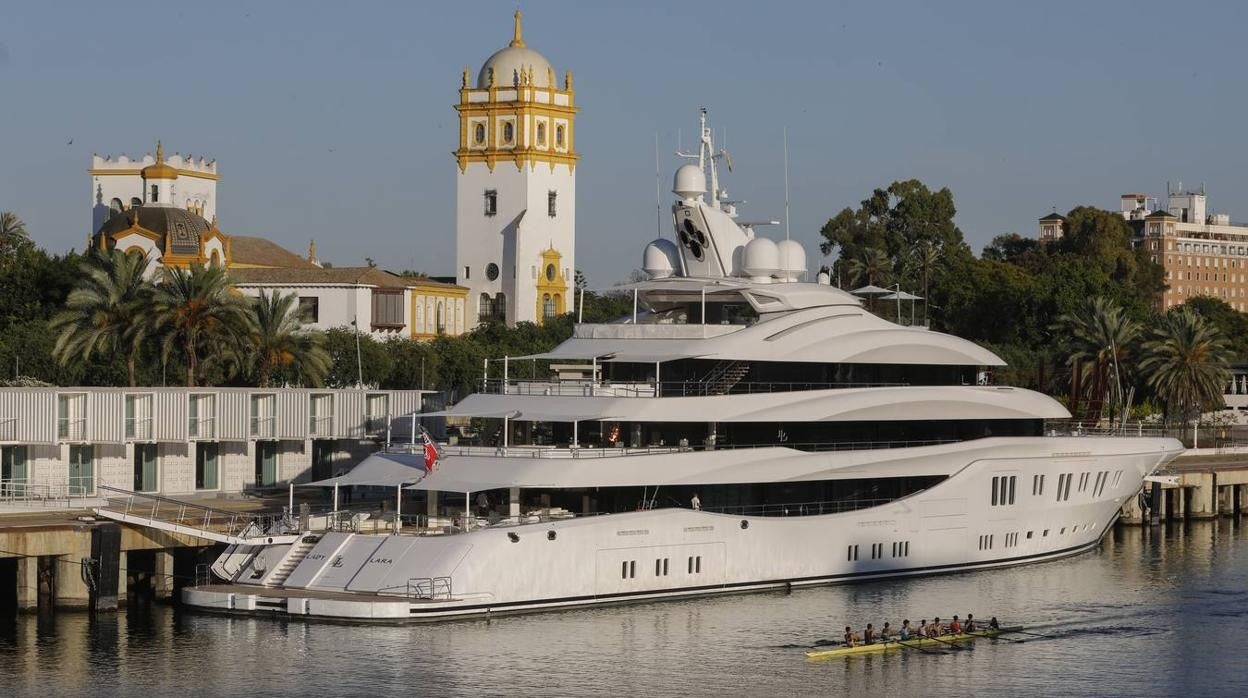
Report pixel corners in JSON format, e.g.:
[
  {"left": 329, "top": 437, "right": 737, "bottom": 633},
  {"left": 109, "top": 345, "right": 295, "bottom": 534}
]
[
  {"left": 643, "top": 238, "right": 681, "bottom": 279},
  {"left": 741, "top": 237, "right": 780, "bottom": 282},
  {"left": 776, "top": 239, "right": 808, "bottom": 281},
  {"left": 673, "top": 164, "right": 706, "bottom": 201},
  {"left": 816, "top": 270, "right": 831, "bottom": 285}
]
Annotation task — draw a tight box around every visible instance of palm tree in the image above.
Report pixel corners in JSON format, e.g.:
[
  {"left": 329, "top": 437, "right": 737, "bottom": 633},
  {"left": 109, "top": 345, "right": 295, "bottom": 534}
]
[
  {"left": 0, "top": 211, "right": 30, "bottom": 252},
  {"left": 846, "top": 247, "right": 891, "bottom": 288},
  {"left": 1052, "top": 297, "right": 1141, "bottom": 426},
  {"left": 912, "top": 241, "right": 941, "bottom": 302},
  {"left": 50, "top": 248, "right": 154, "bottom": 386},
  {"left": 1139, "top": 308, "right": 1232, "bottom": 429},
  {"left": 152, "top": 262, "right": 249, "bottom": 387},
  {"left": 244, "top": 291, "right": 331, "bottom": 387}
]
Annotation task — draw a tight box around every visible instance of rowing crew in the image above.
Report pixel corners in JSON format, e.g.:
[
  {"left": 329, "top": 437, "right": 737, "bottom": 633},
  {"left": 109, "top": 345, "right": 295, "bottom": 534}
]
[{"left": 841, "top": 615, "right": 1000, "bottom": 647}]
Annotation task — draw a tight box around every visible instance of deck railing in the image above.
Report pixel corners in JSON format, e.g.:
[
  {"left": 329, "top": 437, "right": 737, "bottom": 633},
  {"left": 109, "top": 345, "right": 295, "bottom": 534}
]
[
  {"left": 482, "top": 378, "right": 910, "bottom": 398},
  {"left": 701, "top": 497, "right": 895, "bottom": 517},
  {"left": 97, "top": 485, "right": 292, "bottom": 539},
  {"left": 385, "top": 438, "right": 959, "bottom": 460}
]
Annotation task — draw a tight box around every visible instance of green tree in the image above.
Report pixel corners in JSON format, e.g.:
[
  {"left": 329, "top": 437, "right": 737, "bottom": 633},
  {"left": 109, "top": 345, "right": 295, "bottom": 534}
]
[
  {"left": 1181, "top": 296, "right": 1248, "bottom": 361},
  {"left": 49, "top": 249, "right": 154, "bottom": 386},
  {"left": 322, "top": 327, "right": 394, "bottom": 388},
  {"left": 981, "top": 233, "right": 1038, "bottom": 265},
  {"left": 0, "top": 211, "right": 30, "bottom": 254},
  {"left": 846, "top": 247, "right": 892, "bottom": 287},
  {"left": 1140, "top": 308, "right": 1233, "bottom": 426},
  {"left": 243, "top": 291, "right": 331, "bottom": 387},
  {"left": 152, "top": 263, "right": 249, "bottom": 386},
  {"left": 1051, "top": 296, "right": 1142, "bottom": 425}
]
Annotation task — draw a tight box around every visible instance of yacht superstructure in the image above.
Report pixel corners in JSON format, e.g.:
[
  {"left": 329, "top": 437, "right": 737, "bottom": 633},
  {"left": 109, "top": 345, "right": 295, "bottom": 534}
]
[{"left": 183, "top": 111, "right": 1183, "bottom": 621}]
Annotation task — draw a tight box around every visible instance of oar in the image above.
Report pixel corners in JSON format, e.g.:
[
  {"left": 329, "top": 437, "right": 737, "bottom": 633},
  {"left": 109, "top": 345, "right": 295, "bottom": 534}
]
[
  {"left": 925, "top": 634, "right": 971, "bottom": 651},
  {"left": 1004, "top": 629, "right": 1051, "bottom": 639},
  {"left": 894, "top": 638, "right": 941, "bottom": 655}
]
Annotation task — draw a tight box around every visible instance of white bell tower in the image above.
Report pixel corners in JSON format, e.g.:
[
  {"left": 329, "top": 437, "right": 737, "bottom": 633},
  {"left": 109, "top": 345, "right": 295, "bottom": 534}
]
[{"left": 454, "top": 11, "right": 578, "bottom": 327}]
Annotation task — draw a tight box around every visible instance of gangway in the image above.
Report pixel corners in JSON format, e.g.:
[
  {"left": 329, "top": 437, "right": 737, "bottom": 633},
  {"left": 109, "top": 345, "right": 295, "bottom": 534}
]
[{"left": 92, "top": 486, "right": 300, "bottom": 545}]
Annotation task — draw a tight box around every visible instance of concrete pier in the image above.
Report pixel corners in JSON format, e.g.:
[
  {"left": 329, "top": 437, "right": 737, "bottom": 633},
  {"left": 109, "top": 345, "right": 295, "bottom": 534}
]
[{"left": 1120, "top": 452, "right": 1248, "bottom": 524}]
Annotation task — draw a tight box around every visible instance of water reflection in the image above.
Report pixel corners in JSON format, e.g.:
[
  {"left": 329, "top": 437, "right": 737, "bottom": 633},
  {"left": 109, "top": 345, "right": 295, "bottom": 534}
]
[{"left": 2, "top": 521, "right": 1247, "bottom": 697}]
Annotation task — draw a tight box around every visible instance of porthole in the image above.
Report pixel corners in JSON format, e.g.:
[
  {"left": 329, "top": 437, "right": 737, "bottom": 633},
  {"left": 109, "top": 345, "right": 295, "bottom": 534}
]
[
  {"left": 547, "top": 530, "right": 557, "bottom": 541},
  {"left": 507, "top": 532, "right": 519, "bottom": 543},
  {"left": 486, "top": 263, "right": 500, "bottom": 281},
  {"left": 503, "top": 122, "right": 514, "bottom": 144},
  {"left": 740, "top": 520, "right": 749, "bottom": 530}
]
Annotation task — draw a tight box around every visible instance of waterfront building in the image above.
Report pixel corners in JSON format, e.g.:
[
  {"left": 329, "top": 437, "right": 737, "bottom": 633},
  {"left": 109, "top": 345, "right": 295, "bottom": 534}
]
[
  {"left": 455, "top": 11, "right": 577, "bottom": 328},
  {"left": 88, "top": 144, "right": 470, "bottom": 339},
  {"left": 1038, "top": 184, "right": 1248, "bottom": 311},
  {"left": 0, "top": 387, "right": 427, "bottom": 499}
]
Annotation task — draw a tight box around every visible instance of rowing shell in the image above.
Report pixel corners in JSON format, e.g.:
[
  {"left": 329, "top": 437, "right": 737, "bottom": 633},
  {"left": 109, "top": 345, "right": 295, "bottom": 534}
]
[{"left": 805, "top": 627, "right": 1022, "bottom": 659}]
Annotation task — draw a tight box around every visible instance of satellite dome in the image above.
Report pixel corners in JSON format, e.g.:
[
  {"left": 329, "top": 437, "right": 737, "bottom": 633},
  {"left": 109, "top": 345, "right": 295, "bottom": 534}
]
[
  {"left": 643, "top": 238, "right": 681, "bottom": 279},
  {"left": 816, "top": 270, "right": 831, "bottom": 286},
  {"left": 741, "top": 237, "right": 780, "bottom": 282},
  {"left": 776, "top": 239, "right": 807, "bottom": 281},
  {"left": 673, "top": 164, "right": 706, "bottom": 200}
]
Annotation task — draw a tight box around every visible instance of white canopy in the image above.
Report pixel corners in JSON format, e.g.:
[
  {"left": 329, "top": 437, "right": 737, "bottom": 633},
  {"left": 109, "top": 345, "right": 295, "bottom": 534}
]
[
  {"left": 880, "top": 291, "right": 923, "bottom": 301},
  {"left": 300, "top": 452, "right": 427, "bottom": 487},
  {"left": 851, "top": 284, "right": 892, "bottom": 295}
]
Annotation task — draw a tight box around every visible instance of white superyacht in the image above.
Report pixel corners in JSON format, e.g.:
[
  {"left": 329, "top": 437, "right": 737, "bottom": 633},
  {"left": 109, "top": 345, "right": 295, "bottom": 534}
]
[{"left": 184, "top": 112, "right": 1183, "bottom": 621}]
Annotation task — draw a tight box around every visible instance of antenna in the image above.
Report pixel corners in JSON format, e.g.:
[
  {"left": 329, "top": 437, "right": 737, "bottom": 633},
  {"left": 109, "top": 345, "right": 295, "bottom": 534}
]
[
  {"left": 783, "top": 127, "right": 791, "bottom": 242},
  {"left": 655, "top": 132, "right": 662, "bottom": 239}
]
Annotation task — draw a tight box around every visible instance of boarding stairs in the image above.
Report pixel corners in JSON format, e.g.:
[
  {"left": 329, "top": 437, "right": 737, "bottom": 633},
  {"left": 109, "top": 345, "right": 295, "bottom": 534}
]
[
  {"left": 92, "top": 486, "right": 300, "bottom": 546},
  {"left": 701, "top": 360, "right": 750, "bottom": 395},
  {"left": 263, "top": 536, "right": 320, "bottom": 587}
]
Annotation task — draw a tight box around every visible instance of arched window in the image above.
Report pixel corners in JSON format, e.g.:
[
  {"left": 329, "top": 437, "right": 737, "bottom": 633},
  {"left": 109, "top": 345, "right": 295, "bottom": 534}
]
[
  {"left": 555, "top": 125, "right": 565, "bottom": 147},
  {"left": 110, "top": 198, "right": 124, "bottom": 213},
  {"left": 536, "top": 122, "right": 546, "bottom": 146},
  {"left": 436, "top": 301, "right": 445, "bottom": 334},
  {"left": 130, "top": 197, "right": 143, "bottom": 209},
  {"left": 209, "top": 250, "right": 221, "bottom": 267},
  {"left": 150, "top": 184, "right": 159, "bottom": 203},
  {"left": 553, "top": 293, "right": 562, "bottom": 315},
  {"left": 542, "top": 294, "right": 555, "bottom": 319},
  {"left": 494, "top": 292, "right": 506, "bottom": 322},
  {"left": 474, "top": 123, "right": 486, "bottom": 145},
  {"left": 503, "top": 122, "right": 514, "bottom": 144},
  {"left": 479, "top": 292, "right": 493, "bottom": 321}
]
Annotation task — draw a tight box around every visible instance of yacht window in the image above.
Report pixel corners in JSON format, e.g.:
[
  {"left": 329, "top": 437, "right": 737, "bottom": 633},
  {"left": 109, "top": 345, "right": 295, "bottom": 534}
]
[
  {"left": 622, "top": 561, "right": 628, "bottom": 579},
  {"left": 663, "top": 558, "right": 669, "bottom": 576},
  {"left": 904, "top": 541, "right": 909, "bottom": 556},
  {"left": 991, "top": 476, "right": 998, "bottom": 506},
  {"left": 1008, "top": 476, "right": 1016, "bottom": 504},
  {"left": 696, "top": 556, "right": 702, "bottom": 573}
]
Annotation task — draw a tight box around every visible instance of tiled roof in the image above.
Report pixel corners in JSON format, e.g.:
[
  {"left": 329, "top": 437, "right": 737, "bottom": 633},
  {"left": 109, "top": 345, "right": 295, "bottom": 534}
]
[
  {"left": 230, "top": 266, "right": 466, "bottom": 290},
  {"left": 229, "top": 236, "right": 319, "bottom": 268}
]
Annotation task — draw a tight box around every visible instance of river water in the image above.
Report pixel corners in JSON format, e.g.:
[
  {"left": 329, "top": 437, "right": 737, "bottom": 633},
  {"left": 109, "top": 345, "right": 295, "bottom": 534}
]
[{"left": 3, "top": 520, "right": 1247, "bottom": 697}]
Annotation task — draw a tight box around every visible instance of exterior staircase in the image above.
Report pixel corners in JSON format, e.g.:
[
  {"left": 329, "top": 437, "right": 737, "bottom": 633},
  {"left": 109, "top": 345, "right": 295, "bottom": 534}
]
[
  {"left": 264, "top": 535, "right": 320, "bottom": 587},
  {"left": 702, "top": 361, "right": 750, "bottom": 395}
]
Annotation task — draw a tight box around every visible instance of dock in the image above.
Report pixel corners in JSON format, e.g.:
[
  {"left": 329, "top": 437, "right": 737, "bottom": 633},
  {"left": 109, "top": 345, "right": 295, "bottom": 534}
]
[{"left": 1119, "top": 449, "right": 1248, "bottom": 523}]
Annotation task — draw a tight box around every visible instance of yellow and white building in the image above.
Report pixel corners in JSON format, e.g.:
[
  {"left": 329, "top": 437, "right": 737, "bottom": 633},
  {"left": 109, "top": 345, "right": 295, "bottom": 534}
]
[{"left": 455, "top": 11, "right": 576, "bottom": 327}]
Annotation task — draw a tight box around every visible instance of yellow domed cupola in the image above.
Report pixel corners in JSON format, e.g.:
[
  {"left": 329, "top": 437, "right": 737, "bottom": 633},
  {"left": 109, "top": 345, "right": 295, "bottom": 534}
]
[{"left": 141, "top": 141, "right": 179, "bottom": 181}]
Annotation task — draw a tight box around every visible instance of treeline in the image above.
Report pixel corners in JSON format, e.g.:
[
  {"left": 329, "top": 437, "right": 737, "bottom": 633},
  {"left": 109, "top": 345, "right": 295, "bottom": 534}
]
[
  {"left": 0, "top": 211, "right": 631, "bottom": 395},
  {"left": 821, "top": 181, "right": 1235, "bottom": 422}
]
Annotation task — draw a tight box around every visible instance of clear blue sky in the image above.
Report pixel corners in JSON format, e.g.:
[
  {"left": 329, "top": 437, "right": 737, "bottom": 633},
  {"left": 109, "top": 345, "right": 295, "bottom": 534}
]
[{"left": 2, "top": 0, "right": 1246, "bottom": 286}]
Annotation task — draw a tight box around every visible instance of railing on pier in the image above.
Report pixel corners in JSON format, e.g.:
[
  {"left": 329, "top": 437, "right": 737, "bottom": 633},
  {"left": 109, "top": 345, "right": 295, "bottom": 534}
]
[
  {"left": 94, "top": 485, "right": 298, "bottom": 544},
  {"left": 0, "top": 479, "right": 89, "bottom": 507}
]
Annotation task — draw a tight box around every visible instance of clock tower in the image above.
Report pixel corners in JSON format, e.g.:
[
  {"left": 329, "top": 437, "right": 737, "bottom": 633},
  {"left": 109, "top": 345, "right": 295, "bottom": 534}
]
[{"left": 455, "top": 11, "right": 578, "bottom": 327}]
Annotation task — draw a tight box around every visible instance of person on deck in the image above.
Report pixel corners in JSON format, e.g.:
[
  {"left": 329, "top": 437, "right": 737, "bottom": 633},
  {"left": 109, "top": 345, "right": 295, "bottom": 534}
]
[
  {"left": 843, "top": 626, "right": 859, "bottom": 647},
  {"left": 691, "top": 492, "right": 701, "bottom": 511},
  {"left": 949, "top": 615, "right": 963, "bottom": 634},
  {"left": 899, "top": 620, "right": 912, "bottom": 641},
  {"left": 965, "top": 614, "right": 977, "bottom": 632},
  {"left": 863, "top": 623, "right": 876, "bottom": 645}
]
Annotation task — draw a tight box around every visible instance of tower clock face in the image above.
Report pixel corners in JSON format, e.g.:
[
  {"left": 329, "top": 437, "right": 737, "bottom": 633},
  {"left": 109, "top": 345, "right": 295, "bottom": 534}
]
[{"left": 486, "top": 263, "right": 500, "bottom": 281}]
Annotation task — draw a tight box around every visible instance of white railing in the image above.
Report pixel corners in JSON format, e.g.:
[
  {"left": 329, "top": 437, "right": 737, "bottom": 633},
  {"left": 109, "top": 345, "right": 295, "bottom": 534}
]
[
  {"left": 309, "top": 415, "right": 333, "bottom": 436},
  {"left": 250, "top": 416, "right": 276, "bottom": 439},
  {"left": 125, "top": 417, "right": 153, "bottom": 440},
  {"left": 188, "top": 417, "right": 216, "bottom": 439},
  {"left": 57, "top": 418, "right": 87, "bottom": 441},
  {"left": 0, "top": 479, "right": 89, "bottom": 506},
  {"left": 386, "top": 438, "right": 959, "bottom": 460}
]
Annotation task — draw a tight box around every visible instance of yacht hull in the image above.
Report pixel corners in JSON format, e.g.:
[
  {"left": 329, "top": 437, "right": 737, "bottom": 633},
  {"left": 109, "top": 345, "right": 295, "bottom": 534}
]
[{"left": 183, "top": 436, "right": 1181, "bottom": 622}]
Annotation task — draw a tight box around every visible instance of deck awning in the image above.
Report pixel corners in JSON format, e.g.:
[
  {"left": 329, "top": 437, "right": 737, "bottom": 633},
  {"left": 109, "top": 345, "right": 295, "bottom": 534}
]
[{"left": 299, "top": 452, "right": 426, "bottom": 487}]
